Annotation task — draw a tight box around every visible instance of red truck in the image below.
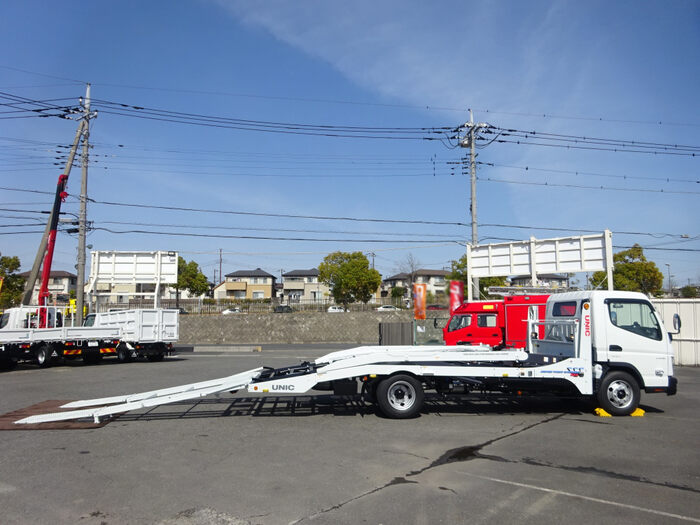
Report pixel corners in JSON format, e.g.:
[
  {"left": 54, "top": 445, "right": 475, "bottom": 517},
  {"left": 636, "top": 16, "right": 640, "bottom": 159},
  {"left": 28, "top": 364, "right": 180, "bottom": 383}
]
[{"left": 443, "top": 295, "right": 549, "bottom": 348}]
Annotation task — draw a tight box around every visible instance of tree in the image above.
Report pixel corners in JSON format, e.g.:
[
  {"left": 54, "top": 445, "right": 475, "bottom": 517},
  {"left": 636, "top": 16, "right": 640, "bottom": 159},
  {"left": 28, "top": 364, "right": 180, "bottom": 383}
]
[
  {"left": 447, "top": 254, "right": 507, "bottom": 299},
  {"left": 318, "top": 251, "right": 382, "bottom": 309},
  {"left": 175, "top": 257, "right": 209, "bottom": 306},
  {"left": 590, "top": 245, "right": 663, "bottom": 295},
  {"left": 0, "top": 254, "right": 25, "bottom": 309},
  {"left": 681, "top": 285, "right": 698, "bottom": 298}
]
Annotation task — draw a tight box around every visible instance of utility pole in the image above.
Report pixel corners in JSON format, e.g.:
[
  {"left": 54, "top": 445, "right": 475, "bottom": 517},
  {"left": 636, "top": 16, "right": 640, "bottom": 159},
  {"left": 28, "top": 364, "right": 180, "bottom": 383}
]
[
  {"left": 219, "top": 248, "right": 223, "bottom": 284},
  {"left": 665, "top": 263, "right": 672, "bottom": 297},
  {"left": 367, "top": 252, "right": 376, "bottom": 269},
  {"left": 21, "top": 118, "right": 86, "bottom": 305},
  {"left": 460, "top": 109, "right": 487, "bottom": 300},
  {"left": 76, "top": 84, "right": 95, "bottom": 324}
]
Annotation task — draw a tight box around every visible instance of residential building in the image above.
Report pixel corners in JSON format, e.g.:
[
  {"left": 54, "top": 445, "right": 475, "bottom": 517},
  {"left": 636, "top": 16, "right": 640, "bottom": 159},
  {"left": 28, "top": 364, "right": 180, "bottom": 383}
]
[
  {"left": 281, "top": 269, "right": 329, "bottom": 303},
  {"left": 18, "top": 270, "right": 77, "bottom": 304},
  {"left": 382, "top": 269, "right": 449, "bottom": 298},
  {"left": 213, "top": 268, "right": 277, "bottom": 300}
]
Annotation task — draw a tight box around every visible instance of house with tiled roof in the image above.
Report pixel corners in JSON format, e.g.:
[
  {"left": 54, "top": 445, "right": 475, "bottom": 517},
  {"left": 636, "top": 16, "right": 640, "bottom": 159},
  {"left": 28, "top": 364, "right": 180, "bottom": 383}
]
[
  {"left": 213, "top": 268, "right": 277, "bottom": 300},
  {"left": 281, "top": 268, "right": 329, "bottom": 303}
]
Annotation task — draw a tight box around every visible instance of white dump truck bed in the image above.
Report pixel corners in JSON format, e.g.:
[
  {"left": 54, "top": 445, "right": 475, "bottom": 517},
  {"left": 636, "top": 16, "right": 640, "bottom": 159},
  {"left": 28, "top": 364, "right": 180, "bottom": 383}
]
[{"left": 92, "top": 309, "right": 179, "bottom": 343}]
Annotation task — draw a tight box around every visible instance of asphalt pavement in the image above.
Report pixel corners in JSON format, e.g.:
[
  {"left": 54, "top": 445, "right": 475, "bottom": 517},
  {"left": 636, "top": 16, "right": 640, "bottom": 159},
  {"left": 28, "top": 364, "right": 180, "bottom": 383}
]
[{"left": 0, "top": 347, "right": 698, "bottom": 524}]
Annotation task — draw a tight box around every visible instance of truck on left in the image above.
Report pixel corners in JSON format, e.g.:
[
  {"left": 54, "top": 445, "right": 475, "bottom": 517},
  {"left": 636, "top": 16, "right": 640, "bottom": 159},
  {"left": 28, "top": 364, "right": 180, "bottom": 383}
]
[{"left": 0, "top": 305, "right": 179, "bottom": 369}]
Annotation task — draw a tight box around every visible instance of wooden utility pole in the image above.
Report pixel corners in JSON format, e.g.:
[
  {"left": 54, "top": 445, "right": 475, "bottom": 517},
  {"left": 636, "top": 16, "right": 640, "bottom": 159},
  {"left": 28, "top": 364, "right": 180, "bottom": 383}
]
[{"left": 76, "top": 83, "right": 94, "bottom": 323}]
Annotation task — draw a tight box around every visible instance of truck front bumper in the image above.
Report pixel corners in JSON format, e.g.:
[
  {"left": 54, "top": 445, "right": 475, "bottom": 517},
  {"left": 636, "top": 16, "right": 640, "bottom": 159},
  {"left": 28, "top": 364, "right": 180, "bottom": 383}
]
[{"left": 644, "top": 376, "right": 677, "bottom": 396}]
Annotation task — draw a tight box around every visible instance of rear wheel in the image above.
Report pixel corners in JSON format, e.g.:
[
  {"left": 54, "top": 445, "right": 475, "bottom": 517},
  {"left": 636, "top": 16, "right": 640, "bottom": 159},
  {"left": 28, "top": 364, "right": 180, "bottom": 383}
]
[
  {"left": 376, "top": 374, "right": 424, "bottom": 419},
  {"left": 117, "top": 345, "right": 132, "bottom": 363},
  {"left": 36, "top": 345, "right": 52, "bottom": 368},
  {"left": 597, "top": 371, "right": 640, "bottom": 416}
]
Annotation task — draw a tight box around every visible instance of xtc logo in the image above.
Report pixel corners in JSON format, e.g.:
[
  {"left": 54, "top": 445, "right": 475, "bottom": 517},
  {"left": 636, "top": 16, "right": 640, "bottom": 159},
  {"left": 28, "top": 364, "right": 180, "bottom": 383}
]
[{"left": 271, "top": 384, "right": 295, "bottom": 391}]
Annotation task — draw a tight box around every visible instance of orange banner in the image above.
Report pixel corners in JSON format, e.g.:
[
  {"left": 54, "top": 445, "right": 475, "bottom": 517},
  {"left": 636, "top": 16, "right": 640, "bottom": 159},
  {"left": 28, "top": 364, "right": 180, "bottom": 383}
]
[{"left": 413, "top": 283, "right": 427, "bottom": 320}]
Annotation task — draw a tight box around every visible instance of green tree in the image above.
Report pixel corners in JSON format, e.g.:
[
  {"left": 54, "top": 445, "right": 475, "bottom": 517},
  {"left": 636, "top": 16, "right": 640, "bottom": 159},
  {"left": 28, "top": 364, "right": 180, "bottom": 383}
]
[
  {"left": 390, "top": 286, "right": 406, "bottom": 305},
  {"left": 590, "top": 245, "right": 663, "bottom": 295},
  {"left": 447, "top": 254, "right": 506, "bottom": 299},
  {"left": 175, "top": 257, "right": 210, "bottom": 306},
  {"left": 318, "top": 251, "right": 382, "bottom": 309},
  {"left": 680, "top": 285, "right": 698, "bottom": 298},
  {"left": 0, "top": 254, "right": 25, "bottom": 309}
]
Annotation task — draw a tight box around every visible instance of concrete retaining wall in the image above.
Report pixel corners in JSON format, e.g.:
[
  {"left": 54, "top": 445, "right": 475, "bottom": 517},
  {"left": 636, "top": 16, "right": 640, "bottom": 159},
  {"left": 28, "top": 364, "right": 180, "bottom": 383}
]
[{"left": 179, "top": 311, "right": 414, "bottom": 345}]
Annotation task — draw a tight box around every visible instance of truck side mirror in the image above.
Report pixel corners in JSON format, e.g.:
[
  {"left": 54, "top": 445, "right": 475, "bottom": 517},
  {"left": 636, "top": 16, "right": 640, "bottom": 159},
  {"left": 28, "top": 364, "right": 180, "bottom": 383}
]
[{"left": 673, "top": 313, "right": 681, "bottom": 332}]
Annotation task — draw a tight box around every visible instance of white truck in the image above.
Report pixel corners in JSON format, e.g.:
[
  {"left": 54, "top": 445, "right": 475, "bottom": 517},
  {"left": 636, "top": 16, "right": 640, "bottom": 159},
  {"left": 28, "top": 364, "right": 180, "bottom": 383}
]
[
  {"left": 83, "top": 309, "right": 179, "bottom": 362},
  {"left": 16, "top": 291, "right": 678, "bottom": 424},
  {"left": 0, "top": 306, "right": 178, "bottom": 368}
]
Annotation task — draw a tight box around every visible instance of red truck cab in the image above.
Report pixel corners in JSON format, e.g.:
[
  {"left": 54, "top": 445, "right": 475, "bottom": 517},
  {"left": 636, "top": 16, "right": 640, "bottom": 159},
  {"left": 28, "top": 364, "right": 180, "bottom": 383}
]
[{"left": 443, "top": 295, "right": 549, "bottom": 348}]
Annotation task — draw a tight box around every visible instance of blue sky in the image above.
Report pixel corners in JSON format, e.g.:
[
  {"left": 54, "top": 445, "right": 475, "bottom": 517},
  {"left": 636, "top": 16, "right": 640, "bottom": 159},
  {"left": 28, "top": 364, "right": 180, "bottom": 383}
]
[{"left": 1, "top": 0, "right": 698, "bottom": 288}]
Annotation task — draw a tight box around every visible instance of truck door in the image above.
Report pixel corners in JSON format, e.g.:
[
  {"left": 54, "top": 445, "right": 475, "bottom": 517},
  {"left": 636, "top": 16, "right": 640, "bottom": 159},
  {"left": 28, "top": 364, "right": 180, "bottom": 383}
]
[
  {"left": 602, "top": 298, "right": 669, "bottom": 387},
  {"left": 475, "top": 313, "right": 501, "bottom": 346},
  {"left": 444, "top": 313, "right": 473, "bottom": 344}
]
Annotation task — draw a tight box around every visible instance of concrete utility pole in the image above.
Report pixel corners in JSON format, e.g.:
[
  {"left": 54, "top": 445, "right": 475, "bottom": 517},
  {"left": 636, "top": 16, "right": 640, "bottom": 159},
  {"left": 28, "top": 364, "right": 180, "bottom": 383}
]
[
  {"left": 76, "top": 84, "right": 95, "bottom": 324},
  {"left": 21, "top": 120, "right": 86, "bottom": 305},
  {"left": 460, "top": 110, "right": 487, "bottom": 300}
]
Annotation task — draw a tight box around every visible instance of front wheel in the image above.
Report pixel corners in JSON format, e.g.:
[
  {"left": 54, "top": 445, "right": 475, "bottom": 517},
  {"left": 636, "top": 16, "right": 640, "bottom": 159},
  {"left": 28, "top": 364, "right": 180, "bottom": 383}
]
[
  {"left": 376, "top": 374, "right": 424, "bottom": 419},
  {"left": 597, "top": 371, "right": 640, "bottom": 416}
]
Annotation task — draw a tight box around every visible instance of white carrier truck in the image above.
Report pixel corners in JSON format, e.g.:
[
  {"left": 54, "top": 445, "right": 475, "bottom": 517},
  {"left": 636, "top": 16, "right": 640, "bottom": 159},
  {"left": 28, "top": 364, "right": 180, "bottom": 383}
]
[
  {"left": 0, "top": 306, "right": 179, "bottom": 368},
  {"left": 16, "top": 291, "right": 678, "bottom": 424}
]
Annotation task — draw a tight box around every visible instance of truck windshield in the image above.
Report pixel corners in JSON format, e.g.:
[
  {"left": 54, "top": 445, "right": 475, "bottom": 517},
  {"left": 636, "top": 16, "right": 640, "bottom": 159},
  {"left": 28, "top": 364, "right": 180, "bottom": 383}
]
[{"left": 448, "top": 315, "right": 471, "bottom": 332}]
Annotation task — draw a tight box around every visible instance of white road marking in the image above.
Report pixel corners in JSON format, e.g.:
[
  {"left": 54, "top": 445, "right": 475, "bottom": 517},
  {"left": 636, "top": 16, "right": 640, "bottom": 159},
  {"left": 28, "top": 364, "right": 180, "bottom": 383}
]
[{"left": 457, "top": 471, "right": 700, "bottom": 523}]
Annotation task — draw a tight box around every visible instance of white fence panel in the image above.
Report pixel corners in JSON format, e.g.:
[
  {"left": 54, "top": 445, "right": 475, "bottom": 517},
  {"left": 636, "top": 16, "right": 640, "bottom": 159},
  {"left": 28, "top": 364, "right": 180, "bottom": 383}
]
[{"left": 652, "top": 299, "right": 699, "bottom": 366}]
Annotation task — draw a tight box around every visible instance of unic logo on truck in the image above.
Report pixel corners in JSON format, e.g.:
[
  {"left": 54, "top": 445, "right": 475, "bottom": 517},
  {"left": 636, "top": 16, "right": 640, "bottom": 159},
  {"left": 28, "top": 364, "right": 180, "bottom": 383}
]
[
  {"left": 271, "top": 384, "right": 295, "bottom": 391},
  {"left": 583, "top": 302, "right": 591, "bottom": 337}
]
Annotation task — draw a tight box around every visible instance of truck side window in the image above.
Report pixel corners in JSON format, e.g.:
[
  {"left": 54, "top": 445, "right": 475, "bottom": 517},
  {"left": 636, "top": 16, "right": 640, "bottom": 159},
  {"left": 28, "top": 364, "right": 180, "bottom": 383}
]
[
  {"left": 477, "top": 314, "right": 497, "bottom": 328},
  {"left": 607, "top": 300, "right": 662, "bottom": 341},
  {"left": 448, "top": 315, "right": 471, "bottom": 332},
  {"left": 0, "top": 312, "right": 9, "bottom": 329},
  {"left": 552, "top": 301, "right": 577, "bottom": 316}
]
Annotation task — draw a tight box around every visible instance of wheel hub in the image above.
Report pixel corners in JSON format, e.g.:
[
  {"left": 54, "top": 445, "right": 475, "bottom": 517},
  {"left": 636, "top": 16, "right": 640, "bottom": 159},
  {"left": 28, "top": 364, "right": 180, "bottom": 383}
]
[{"left": 607, "top": 380, "right": 633, "bottom": 409}]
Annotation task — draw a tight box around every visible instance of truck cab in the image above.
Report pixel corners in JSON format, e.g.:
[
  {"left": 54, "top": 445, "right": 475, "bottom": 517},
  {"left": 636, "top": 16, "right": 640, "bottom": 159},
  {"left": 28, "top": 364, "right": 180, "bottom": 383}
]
[{"left": 443, "top": 295, "right": 548, "bottom": 348}]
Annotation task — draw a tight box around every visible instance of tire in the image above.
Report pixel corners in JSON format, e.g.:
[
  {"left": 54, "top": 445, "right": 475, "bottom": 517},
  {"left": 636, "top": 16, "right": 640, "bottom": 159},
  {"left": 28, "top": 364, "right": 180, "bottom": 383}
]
[
  {"left": 117, "top": 345, "right": 132, "bottom": 363},
  {"left": 36, "top": 345, "right": 52, "bottom": 368},
  {"left": 376, "top": 374, "right": 424, "bottom": 419},
  {"left": 146, "top": 353, "right": 164, "bottom": 362},
  {"left": 597, "top": 371, "right": 640, "bottom": 416}
]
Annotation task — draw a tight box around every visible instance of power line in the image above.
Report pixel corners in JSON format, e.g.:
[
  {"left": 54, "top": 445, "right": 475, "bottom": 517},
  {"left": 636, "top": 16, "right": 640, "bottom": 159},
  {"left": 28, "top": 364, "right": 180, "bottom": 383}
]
[
  {"left": 90, "top": 227, "right": 461, "bottom": 244},
  {"left": 99, "top": 220, "right": 455, "bottom": 238},
  {"left": 477, "top": 177, "right": 700, "bottom": 195},
  {"left": 87, "top": 197, "right": 469, "bottom": 226},
  {"left": 477, "top": 161, "right": 699, "bottom": 185}
]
